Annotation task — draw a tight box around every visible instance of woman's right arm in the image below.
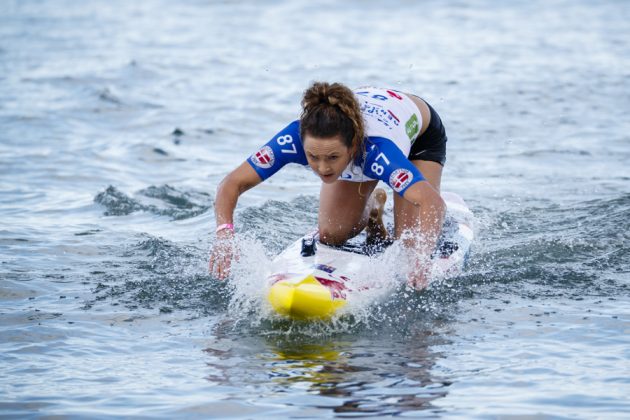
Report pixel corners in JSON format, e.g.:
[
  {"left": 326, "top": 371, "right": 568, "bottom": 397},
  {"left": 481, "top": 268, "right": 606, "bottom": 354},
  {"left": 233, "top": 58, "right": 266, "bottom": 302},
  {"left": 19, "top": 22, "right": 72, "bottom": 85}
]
[
  {"left": 209, "top": 120, "right": 306, "bottom": 279},
  {"left": 209, "top": 161, "right": 263, "bottom": 280}
]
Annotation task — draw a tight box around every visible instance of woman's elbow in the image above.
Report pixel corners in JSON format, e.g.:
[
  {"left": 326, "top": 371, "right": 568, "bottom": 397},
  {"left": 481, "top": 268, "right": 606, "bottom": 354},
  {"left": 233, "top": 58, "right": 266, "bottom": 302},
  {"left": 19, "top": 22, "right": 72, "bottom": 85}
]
[
  {"left": 434, "top": 193, "right": 446, "bottom": 215},
  {"left": 420, "top": 191, "right": 445, "bottom": 219},
  {"left": 407, "top": 182, "right": 445, "bottom": 212},
  {"left": 218, "top": 164, "right": 260, "bottom": 197},
  {"left": 216, "top": 170, "right": 242, "bottom": 199}
]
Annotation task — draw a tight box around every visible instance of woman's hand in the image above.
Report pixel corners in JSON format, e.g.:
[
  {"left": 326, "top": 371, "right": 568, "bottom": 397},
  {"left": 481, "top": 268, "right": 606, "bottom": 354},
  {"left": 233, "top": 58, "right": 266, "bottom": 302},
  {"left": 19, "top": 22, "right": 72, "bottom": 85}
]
[
  {"left": 407, "top": 264, "right": 430, "bottom": 290},
  {"left": 208, "top": 230, "right": 235, "bottom": 280},
  {"left": 209, "top": 162, "right": 263, "bottom": 280},
  {"left": 401, "top": 179, "right": 446, "bottom": 292},
  {"left": 403, "top": 242, "right": 432, "bottom": 290}
]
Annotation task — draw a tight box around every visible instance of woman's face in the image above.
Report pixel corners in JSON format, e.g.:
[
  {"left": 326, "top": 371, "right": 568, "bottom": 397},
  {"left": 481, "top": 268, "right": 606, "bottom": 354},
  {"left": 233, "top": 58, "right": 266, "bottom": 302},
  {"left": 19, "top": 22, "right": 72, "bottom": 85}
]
[{"left": 303, "top": 134, "right": 352, "bottom": 184}]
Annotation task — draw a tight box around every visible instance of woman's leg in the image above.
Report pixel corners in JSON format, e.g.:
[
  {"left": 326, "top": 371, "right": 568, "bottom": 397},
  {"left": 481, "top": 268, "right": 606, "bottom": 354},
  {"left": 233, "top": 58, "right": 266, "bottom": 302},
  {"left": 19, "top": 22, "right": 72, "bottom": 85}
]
[
  {"left": 319, "top": 180, "right": 379, "bottom": 245},
  {"left": 393, "top": 160, "right": 443, "bottom": 237}
]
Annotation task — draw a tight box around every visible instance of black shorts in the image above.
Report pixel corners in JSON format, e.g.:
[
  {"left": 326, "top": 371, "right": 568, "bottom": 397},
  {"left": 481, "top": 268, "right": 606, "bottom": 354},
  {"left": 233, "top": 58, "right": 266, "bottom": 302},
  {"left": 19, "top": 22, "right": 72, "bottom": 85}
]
[{"left": 407, "top": 101, "right": 447, "bottom": 166}]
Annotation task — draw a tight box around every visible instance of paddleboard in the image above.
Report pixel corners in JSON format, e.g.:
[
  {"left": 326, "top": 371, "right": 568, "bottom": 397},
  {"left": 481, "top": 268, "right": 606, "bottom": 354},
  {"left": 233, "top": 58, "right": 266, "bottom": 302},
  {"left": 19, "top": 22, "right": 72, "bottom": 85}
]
[{"left": 267, "top": 191, "right": 474, "bottom": 320}]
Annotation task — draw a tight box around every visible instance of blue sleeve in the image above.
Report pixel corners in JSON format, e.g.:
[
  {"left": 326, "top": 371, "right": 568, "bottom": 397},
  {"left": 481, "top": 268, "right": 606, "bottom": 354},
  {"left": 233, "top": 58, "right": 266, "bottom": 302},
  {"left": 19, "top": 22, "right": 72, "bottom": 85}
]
[
  {"left": 246, "top": 121, "right": 308, "bottom": 181},
  {"left": 362, "top": 137, "right": 425, "bottom": 196}
]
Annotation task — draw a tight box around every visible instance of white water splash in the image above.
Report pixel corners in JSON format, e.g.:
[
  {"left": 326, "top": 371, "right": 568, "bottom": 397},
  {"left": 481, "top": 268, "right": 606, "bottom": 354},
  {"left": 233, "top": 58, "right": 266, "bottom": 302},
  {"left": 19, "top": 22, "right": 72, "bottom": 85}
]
[
  {"left": 340, "top": 240, "right": 410, "bottom": 322},
  {"left": 225, "top": 233, "right": 274, "bottom": 324}
]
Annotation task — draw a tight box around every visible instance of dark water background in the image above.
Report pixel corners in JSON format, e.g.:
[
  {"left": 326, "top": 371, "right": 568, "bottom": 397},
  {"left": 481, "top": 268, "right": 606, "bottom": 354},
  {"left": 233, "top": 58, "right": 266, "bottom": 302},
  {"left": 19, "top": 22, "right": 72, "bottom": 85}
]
[{"left": 1, "top": 0, "right": 629, "bottom": 418}]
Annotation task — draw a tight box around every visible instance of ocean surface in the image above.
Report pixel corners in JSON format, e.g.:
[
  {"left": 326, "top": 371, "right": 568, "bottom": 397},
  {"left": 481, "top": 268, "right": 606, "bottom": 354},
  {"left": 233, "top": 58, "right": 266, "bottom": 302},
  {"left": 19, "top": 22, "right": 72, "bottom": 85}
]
[{"left": 1, "top": 0, "right": 629, "bottom": 418}]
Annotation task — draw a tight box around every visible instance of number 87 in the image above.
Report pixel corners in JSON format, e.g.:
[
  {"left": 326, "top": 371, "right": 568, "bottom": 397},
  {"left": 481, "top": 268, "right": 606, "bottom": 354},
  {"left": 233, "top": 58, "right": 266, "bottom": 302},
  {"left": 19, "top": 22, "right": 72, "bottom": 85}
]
[
  {"left": 277, "top": 135, "right": 297, "bottom": 154},
  {"left": 371, "top": 152, "right": 390, "bottom": 176}
]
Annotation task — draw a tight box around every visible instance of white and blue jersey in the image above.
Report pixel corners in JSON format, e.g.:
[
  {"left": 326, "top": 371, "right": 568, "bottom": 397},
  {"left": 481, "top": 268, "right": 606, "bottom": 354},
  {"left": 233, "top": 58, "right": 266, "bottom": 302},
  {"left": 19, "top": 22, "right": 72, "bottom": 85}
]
[{"left": 247, "top": 87, "right": 425, "bottom": 196}]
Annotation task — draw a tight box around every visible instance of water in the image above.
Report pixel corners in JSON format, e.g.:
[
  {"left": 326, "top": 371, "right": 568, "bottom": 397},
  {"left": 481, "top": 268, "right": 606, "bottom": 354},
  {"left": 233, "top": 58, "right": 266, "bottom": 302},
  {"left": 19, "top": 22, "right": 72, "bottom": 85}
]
[{"left": 1, "top": 0, "right": 629, "bottom": 417}]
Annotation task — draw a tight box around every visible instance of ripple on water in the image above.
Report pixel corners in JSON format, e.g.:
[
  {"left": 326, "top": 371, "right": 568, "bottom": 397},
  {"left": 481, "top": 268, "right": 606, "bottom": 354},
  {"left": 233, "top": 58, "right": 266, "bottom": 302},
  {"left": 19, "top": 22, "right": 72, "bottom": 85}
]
[
  {"left": 94, "top": 184, "right": 214, "bottom": 220},
  {"left": 2, "top": 0, "right": 630, "bottom": 417}
]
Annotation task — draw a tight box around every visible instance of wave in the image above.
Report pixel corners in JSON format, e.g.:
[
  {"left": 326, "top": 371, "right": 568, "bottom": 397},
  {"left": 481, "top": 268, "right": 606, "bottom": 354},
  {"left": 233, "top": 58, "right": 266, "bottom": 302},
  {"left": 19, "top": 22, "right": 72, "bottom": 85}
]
[
  {"left": 462, "top": 193, "right": 630, "bottom": 297},
  {"left": 94, "top": 184, "right": 213, "bottom": 220},
  {"left": 85, "top": 192, "right": 630, "bottom": 335},
  {"left": 84, "top": 233, "right": 226, "bottom": 315}
]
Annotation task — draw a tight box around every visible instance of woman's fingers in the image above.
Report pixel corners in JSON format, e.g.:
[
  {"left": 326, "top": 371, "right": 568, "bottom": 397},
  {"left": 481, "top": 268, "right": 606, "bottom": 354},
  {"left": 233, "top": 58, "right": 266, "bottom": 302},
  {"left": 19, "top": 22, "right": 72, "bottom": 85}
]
[
  {"left": 408, "top": 269, "right": 429, "bottom": 290},
  {"left": 209, "top": 241, "right": 234, "bottom": 280},
  {"left": 219, "top": 256, "right": 230, "bottom": 280},
  {"left": 209, "top": 255, "right": 220, "bottom": 279}
]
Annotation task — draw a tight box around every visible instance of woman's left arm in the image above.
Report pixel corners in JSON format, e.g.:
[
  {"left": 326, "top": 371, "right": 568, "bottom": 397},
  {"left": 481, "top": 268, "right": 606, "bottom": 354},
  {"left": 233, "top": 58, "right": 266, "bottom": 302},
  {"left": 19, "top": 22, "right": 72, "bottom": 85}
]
[
  {"left": 363, "top": 137, "right": 445, "bottom": 288},
  {"left": 401, "top": 181, "right": 446, "bottom": 289}
]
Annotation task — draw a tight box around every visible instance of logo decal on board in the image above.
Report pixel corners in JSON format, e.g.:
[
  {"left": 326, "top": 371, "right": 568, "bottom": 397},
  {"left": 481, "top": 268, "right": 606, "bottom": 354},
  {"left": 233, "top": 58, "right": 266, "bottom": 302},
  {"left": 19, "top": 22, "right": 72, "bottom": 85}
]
[
  {"left": 251, "top": 146, "right": 275, "bottom": 169},
  {"left": 389, "top": 169, "right": 413, "bottom": 192},
  {"left": 315, "top": 276, "right": 347, "bottom": 300},
  {"left": 313, "top": 264, "right": 336, "bottom": 273}
]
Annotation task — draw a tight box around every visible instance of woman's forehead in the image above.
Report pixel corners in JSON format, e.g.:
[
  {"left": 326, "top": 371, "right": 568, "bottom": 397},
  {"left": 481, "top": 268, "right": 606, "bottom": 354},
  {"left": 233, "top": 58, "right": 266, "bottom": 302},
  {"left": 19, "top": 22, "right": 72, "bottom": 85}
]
[{"left": 303, "top": 135, "right": 348, "bottom": 154}]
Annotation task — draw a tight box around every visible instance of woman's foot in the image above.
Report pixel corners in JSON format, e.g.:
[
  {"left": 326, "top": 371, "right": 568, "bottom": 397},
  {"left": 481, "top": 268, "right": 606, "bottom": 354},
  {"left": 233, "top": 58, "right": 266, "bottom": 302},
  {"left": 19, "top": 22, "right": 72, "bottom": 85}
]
[{"left": 366, "top": 188, "right": 389, "bottom": 246}]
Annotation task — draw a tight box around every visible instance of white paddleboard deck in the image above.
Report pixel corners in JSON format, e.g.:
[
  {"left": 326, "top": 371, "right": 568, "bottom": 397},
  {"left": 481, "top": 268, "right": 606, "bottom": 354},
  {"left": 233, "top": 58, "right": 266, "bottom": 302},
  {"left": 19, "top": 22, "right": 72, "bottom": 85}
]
[{"left": 266, "top": 192, "right": 474, "bottom": 319}]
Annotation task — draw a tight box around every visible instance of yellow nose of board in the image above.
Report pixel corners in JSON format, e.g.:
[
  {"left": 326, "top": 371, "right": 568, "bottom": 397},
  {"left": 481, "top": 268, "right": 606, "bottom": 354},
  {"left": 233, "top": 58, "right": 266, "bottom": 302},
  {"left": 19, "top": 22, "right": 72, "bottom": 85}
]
[{"left": 268, "top": 274, "right": 346, "bottom": 320}]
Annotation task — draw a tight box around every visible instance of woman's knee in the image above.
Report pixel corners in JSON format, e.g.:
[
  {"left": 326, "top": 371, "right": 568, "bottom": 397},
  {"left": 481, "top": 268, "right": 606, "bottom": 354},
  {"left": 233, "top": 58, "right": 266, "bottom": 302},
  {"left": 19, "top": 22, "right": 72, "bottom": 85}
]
[{"left": 319, "top": 226, "right": 353, "bottom": 246}]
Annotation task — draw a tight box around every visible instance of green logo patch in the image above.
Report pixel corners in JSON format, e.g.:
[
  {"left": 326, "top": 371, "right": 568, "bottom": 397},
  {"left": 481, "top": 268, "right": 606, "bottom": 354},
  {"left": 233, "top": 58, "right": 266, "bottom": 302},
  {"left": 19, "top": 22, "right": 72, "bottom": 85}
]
[{"left": 405, "top": 114, "right": 419, "bottom": 140}]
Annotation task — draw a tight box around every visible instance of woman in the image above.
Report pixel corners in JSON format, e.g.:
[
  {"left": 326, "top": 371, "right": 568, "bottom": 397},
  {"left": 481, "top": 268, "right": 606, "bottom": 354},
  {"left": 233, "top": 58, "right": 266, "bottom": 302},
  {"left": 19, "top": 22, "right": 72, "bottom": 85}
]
[{"left": 209, "top": 82, "right": 447, "bottom": 289}]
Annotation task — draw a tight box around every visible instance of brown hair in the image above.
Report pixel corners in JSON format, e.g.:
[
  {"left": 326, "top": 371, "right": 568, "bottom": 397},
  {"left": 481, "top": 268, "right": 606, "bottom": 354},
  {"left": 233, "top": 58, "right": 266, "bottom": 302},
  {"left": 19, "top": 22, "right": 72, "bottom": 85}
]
[{"left": 299, "top": 82, "right": 365, "bottom": 160}]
